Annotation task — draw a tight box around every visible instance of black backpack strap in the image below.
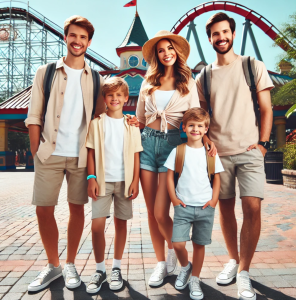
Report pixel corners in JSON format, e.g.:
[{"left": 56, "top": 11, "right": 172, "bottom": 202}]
[
  {"left": 242, "top": 56, "right": 260, "bottom": 128},
  {"left": 200, "top": 64, "right": 212, "bottom": 117},
  {"left": 91, "top": 69, "right": 100, "bottom": 118},
  {"left": 43, "top": 62, "right": 56, "bottom": 122}
]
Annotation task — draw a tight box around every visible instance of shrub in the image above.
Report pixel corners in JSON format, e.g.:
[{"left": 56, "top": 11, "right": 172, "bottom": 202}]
[{"left": 275, "top": 142, "right": 296, "bottom": 170}]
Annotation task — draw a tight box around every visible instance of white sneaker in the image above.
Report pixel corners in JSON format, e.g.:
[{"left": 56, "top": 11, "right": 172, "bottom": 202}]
[
  {"left": 237, "top": 271, "right": 256, "bottom": 300},
  {"left": 189, "top": 276, "right": 204, "bottom": 300},
  {"left": 216, "top": 259, "right": 238, "bottom": 284},
  {"left": 148, "top": 262, "right": 167, "bottom": 287},
  {"left": 166, "top": 250, "right": 178, "bottom": 276},
  {"left": 63, "top": 263, "right": 81, "bottom": 289}
]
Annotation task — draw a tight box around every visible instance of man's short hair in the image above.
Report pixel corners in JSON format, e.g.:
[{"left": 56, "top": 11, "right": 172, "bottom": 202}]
[
  {"left": 64, "top": 15, "right": 95, "bottom": 40},
  {"left": 206, "top": 12, "right": 236, "bottom": 38},
  {"left": 183, "top": 107, "right": 210, "bottom": 128},
  {"left": 102, "top": 77, "right": 129, "bottom": 97}
]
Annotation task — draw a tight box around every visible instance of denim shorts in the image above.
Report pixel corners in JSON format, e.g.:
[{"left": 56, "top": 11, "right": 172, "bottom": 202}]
[
  {"left": 172, "top": 205, "right": 215, "bottom": 245},
  {"left": 140, "top": 127, "right": 182, "bottom": 173}
]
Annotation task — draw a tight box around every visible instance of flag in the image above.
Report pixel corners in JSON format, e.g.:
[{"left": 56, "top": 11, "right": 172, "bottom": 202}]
[{"left": 124, "top": 0, "right": 136, "bottom": 7}]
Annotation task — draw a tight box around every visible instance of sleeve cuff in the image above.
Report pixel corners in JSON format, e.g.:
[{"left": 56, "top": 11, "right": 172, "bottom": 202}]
[
  {"left": 135, "top": 146, "right": 143, "bottom": 153},
  {"left": 25, "top": 116, "right": 43, "bottom": 128},
  {"left": 85, "top": 142, "right": 95, "bottom": 149}
]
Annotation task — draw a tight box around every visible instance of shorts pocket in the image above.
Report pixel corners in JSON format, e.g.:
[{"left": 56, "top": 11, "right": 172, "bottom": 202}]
[{"left": 167, "top": 134, "right": 182, "bottom": 146}]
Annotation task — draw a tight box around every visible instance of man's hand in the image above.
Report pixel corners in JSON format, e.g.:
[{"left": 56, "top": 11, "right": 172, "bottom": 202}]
[
  {"left": 202, "top": 199, "right": 217, "bottom": 209},
  {"left": 126, "top": 114, "right": 139, "bottom": 127},
  {"left": 171, "top": 197, "right": 186, "bottom": 208},
  {"left": 87, "top": 178, "right": 99, "bottom": 200},
  {"left": 247, "top": 144, "right": 267, "bottom": 157},
  {"left": 128, "top": 181, "right": 139, "bottom": 200}
]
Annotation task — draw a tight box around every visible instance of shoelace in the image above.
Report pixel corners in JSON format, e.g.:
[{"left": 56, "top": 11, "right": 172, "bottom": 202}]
[
  {"left": 36, "top": 267, "right": 53, "bottom": 279},
  {"left": 65, "top": 264, "right": 77, "bottom": 278},
  {"left": 89, "top": 273, "right": 101, "bottom": 284},
  {"left": 177, "top": 268, "right": 188, "bottom": 282},
  {"left": 190, "top": 278, "right": 202, "bottom": 292},
  {"left": 111, "top": 270, "right": 120, "bottom": 281},
  {"left": 221, "top": 263, "right": 236, "bottom": 275},
  {"left": 239, "top": 275, "right": 252, "bottom": 291}
]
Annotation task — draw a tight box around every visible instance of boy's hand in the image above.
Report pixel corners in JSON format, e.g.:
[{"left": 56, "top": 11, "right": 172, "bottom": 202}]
[
  {"left": 87, "top": 178, "right": 99, "bottom": 200},
  {"left": 202, "top": 199, "right": 217, "bottom": 209},
  {"left": 126, "top": 114, "right": 139, "bottom": 127},
  {"left": 171, "top": 197, "right": 186, "bottom": 208},
  {"left": 128, "top": 181, "right": 139, "bottom": 200}
]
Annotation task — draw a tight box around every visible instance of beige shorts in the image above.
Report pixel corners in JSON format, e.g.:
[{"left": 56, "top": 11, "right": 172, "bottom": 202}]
[
  {"left": 33, "top": 155, "right": 88, "bottom": 206},
  {"left": 92, "top": 181, "right": 133, "bottom": 220},
  {"left": 219, "top": 148, "right": 265, "bottom": 200}
]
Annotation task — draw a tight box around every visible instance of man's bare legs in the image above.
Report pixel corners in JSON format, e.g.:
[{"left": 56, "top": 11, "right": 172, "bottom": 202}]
[{"left": 219, "top": 196, "right": 261, "bottom": 272}]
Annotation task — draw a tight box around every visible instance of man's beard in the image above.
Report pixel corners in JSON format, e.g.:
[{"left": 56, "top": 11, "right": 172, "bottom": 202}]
[{"left": 213, "top": 38, "right": 233, "bottom": 55}]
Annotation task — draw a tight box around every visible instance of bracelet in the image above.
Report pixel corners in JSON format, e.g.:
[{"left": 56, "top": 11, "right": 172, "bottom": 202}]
[{"left": 87, "top": 175, "right": 96, "bottom": 180}]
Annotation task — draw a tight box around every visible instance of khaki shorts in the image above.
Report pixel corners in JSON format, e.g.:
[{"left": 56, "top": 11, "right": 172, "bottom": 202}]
[
  {"left": 219, "top": 148, "right": 265, "bottom": 200},
  {"left": 33, "top": 155, "right": 88, "bottom": 206},
  {"left": 92, "top": 181, "right": 133, "bottom": 220}
]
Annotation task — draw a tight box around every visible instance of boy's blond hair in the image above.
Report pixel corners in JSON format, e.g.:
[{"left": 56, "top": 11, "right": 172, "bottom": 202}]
[
  {"left": 183, "top": 107, "right": 210, "bottom": 128},
  {"left": 102, "top": 77, "right": 129, "bottom": 97}
]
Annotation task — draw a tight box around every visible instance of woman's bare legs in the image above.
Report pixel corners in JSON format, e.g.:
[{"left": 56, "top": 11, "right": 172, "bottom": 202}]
[{"left": 141, "top": 170, "right": 173, "bottom": 262}]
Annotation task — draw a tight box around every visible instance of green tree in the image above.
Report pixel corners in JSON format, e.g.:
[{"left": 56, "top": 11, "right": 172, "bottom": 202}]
[{"left": 8, "top": 131, "right": 30, "bottom": 152}]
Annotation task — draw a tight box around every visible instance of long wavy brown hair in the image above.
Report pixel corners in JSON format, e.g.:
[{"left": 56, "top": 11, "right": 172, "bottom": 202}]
[{"left": 144, "top": 38, "right": 192, "bottom": 96}]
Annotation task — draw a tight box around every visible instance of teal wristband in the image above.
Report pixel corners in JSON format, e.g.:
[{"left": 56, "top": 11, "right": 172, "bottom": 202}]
[{"left": 87, "top": 175, "right": 96, "bottom": 180}]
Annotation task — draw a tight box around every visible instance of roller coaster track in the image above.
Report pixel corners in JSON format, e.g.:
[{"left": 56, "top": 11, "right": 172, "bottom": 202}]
[
  {"left": 0, "top": 1, "right": 117, "bottom": 70},
  {"left": 171, "top": 1, "right": 295, "bottom": 52}
]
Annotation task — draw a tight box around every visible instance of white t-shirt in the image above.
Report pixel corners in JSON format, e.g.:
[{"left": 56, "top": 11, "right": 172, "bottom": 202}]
[
  {"left": 104, "top": 114, "right": 125, "bottom": 182},
  {"left": 164, "top": 145, "right": 224, "bottom": 206},
  {"left": 154, "top": 90, "right": 175, "bottom": 111},
  {"left": 52, "top": 63, "right": 85, "bottom": 157}
]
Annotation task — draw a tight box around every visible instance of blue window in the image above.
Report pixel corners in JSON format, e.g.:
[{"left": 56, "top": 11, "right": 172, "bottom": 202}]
[
  {"left": 142, "top": 58, "right": 147, "bottom": 67},
  {"left": 128, "top": 55, "right": 139, "bottom": 68}
]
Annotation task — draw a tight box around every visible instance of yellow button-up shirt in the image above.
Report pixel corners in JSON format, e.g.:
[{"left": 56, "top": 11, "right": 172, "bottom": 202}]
[
  {"left": 85, "top": 113, "right": 143, "bottom": 197},
  {"left": 25, "top": 57, "right": 105, "bottom": 168}
]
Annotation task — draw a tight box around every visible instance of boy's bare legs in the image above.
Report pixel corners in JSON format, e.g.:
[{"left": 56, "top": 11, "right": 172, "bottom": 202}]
[
  {"left": 219, "top": 197, "right": 261, "bottom": 272},
  {"left": 173, "top": 242, "right": 188, "bottom": 267},
  {"left": 192, "top": 243, "right": 205, "bottom": 277},
  {"left": 67, "top": 203, "right": 85, "bottom": 263},
  {"left": 141, "top": 170, "right": 165, "bottom": 261},
  {"left": 92, "top": 217, "right": 106, "bottom": 263},
  {"left": 219, "top": 198, "right": 240, "bottom": 263},
  {"left": 114, "top": 217, "right": 127, "bottom": 260},
  {"left": 36, "top": 206, "right": 59, "bottom": 266}
]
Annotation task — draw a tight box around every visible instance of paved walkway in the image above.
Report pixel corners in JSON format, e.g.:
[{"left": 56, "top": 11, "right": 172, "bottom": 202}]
[{"left": 0, "top": 172, "right": 295, "bottom": 300}]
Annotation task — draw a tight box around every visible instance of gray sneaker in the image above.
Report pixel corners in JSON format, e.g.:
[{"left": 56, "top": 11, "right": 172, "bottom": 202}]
[
  {"left": 216, "top": 259, "right": 239, "bottom": 284},
  {"left": 86, "top": 271, "right": 107, "bottom": 294},
  {"left": 28, "top": 264, "right": 62, "bottom": 292},
  {"left": 109, "top": 268, "right": 123, "bottom": 290},
  {"left": 189, "top": 277, "right": 204, "bottom": 300},
  {"left": 63, "top": 263, "right": 81, "bottom": 289},
  {"left": 236, "top": 271, "right": 256, "bottom": 300},
  {"left": 175, "top": 262, "right": 192, "bottom": 290}
]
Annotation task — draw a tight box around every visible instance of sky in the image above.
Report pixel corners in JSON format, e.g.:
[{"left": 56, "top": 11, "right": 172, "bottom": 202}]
[{"left": 15, "top": 0, "right": 296, "bottom": 72}]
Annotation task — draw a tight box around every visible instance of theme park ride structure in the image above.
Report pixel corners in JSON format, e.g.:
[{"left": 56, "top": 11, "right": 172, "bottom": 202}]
[
  {"left": 170, "top": 1, "right": 296, "bottom": 65},
  {"left": 0, "top": 0, "right": 117, "bottom": 100}
]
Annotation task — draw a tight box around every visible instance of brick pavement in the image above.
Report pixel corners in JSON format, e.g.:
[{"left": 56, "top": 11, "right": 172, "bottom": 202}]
[{"left": 0, "top": 171, "right": 295, "bottom": 300}]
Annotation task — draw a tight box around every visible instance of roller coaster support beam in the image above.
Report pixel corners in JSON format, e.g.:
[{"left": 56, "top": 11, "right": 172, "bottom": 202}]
[
  {"left": 186, "top": 21, "right": 207, "bottom": 64},
  {"left": 240, "top": 19, "right": 263, "bottom": 62}
]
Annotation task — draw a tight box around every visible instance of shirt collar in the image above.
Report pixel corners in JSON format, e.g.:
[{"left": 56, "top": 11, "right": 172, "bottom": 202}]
[
  {"left": 56, "top": 57, "right": 90, "bottom": 74},
  {"left": 99, "top": 112, "right": 129, "bottom": 128}
]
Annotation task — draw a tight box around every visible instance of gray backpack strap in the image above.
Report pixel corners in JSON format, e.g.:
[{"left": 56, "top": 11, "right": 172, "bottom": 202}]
[
  {"left": 200, "top": 64, "right": 212, "bottom": 117},
  {"left": 242, "top": 56, "right": 260, "bottom": 128},
  {"left": 43, "top": 62, "right": 57, "bottom": 122},
  {"left": 91, "top": 69, "right": 100, "bottom": 118}
]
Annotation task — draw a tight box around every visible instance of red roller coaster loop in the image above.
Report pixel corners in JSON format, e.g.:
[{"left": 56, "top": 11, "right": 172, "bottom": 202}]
[{"left": 171, "top": 1, "right": 295, "bottom": 52}]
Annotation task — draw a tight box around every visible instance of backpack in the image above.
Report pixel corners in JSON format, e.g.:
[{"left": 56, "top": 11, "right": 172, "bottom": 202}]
[
  {"left": 42, "top": 62, "right": 100, "bottom": 122},
  {"left": 174, "top": 143, "right": 216, "bottom": 188},
  {"left": 199, "top": 56, "right": 260, "bottom": 128}
]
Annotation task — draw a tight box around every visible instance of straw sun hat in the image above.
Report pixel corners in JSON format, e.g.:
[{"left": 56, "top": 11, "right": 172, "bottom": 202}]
[{"left": 142, "top": 30, "right": 190, "bottom": 65}]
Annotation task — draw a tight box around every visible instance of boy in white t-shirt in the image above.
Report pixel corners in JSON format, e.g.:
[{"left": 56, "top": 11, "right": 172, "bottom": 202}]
[
  {"left": 85, "top": 77, "right": 143, "bottom": 293},
  {"left": 165, "top": 107, "right": 224, "bottom": 300}
]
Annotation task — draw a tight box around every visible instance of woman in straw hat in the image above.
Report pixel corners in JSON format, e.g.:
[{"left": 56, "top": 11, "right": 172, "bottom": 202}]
[{"left": 136, "top": 30, "right": 216, "bottom": 287}]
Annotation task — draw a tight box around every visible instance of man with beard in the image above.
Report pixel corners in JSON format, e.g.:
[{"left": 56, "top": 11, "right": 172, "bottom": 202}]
[
  {"left": 196, "top": 13, "right": 273, "bottom": 300},
  {"left": 25, "top": 16, "right": 105, "bottom": 291}
]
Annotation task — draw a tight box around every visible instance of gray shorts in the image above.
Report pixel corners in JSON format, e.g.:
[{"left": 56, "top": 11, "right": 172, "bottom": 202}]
[
  {"left": 219, "top": 148, "right": 265, "bottom": 200},
  {"left": 140, "top": 127, "right": 183, "bottom": 173},
  {"left": 92, "top": 182, "right": 132, "bottom": 220},
  {"left": 172, "top": 205, "right": 215, "bottom": 246}
]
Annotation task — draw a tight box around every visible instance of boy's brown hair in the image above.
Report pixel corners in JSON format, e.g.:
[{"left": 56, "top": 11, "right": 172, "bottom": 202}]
[
  {"left": 183, "top": 107, "right": 210, "bottom": 128},
  {"left": 102, "top": 77, "right": 129, "bottom": 97},
  {"left": 206, "top": 12, "right": 236, "bottom": 38},
  {"left": 64, "top": 15, "right": 95, "bottom": 40}
]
